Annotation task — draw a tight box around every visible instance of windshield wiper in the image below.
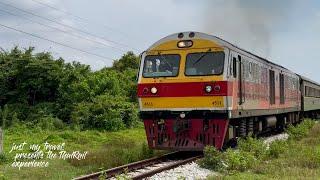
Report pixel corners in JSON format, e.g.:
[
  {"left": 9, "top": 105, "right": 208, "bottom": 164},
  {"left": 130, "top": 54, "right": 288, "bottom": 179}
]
[
  {"left": 192, "top": 48, "right": 212, "bottom": 66},
  {"left": 158, "top": 52, "right": 172, "bottom": 68}
]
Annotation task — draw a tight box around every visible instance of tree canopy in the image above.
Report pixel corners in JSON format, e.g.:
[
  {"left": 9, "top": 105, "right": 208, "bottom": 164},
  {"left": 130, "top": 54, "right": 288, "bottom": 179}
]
[{"left": 0, "top": 47, "right": 140, "bottom": 131}]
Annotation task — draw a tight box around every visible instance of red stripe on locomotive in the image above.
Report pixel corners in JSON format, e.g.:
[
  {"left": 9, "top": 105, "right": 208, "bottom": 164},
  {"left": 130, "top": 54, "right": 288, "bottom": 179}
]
[{"left": 137, "top": 81, "right": 232, "bottom": 97}]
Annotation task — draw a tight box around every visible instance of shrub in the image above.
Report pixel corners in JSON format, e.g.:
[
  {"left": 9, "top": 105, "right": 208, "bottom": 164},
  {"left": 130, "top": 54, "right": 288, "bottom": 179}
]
[
  {"left": 71, "top": 94, "right": 138, "bottom": 131},
  {"left": 268, "top": 140, "right": 288, "bottom": 158},
  {"left": 26, "top": 103, "right": 57, "bottom": 122},
  {"left": 198, "top": 146, "right": 223, "bottom": 170},
  {"left": 222, "top": 149, "right": 256, "bottom": 172},
  {"left": 0, "top": 153, "right": 8, "bottom": 163},
  {"left": 238, "top": 136, "right": 268, "bottom": 160},
  {"left": 286, "top": 119, "right": 315, "bottom": 140},
  {"left": 36, "top": 115, "right": 65, "bottom": 130},
  {"left": 94, "top": 114, "right": 124, "bottom": 131},
  {"left": 52, "top": 118, "right": 65, "bottom": 130},
  {"left": 200, "top": 119, "right": 317, "bottom": 175},
  {"left": 200, "top": 138, "right": 267, "bottom": 172}
]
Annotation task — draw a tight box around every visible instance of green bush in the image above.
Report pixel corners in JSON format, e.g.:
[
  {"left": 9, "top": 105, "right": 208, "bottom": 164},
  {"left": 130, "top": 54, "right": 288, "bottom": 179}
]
[
  {"left": 222, "top": 149, "right": 256, "bottom": 172},
  {"left": 200, "top": 137, "right": 274, "bottom": 173},
  {"left": 199, "top": 119, "right": 317, "bottom": 175},
  {"left": 0, "top": 153, "right": 8, "bottom": 163},
  {"left": 199, "top": 146, "right": 223, "bottom": 170},
  {"left": 200, "top": 146, "right": 257, "bottom": 172},
  {"left": 238, "top": 136, "right": 268, "bottom": 160},
  {"left": 35, "top": 115, "right": 65, "bottom": 130},
  {"left": 286, "top": 119, "right": 315, "bottom": 140},
  {"left": 71, "top": 94, "right": 138, "bottom": 131},
  {"left": 268, "top": 140, "right": 288, "bottom": 158}
]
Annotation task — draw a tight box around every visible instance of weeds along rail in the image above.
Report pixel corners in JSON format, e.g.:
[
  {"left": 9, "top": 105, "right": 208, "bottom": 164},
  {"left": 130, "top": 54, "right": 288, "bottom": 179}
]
[
  {"left": 73, "top": 129, "right": 287, "bottom": 180},
  {"left": 73, "top": 129, "right": 290, "bottom": 180},
  {"left": 73, "top": 151, "right": 203, "bottom": 180}
]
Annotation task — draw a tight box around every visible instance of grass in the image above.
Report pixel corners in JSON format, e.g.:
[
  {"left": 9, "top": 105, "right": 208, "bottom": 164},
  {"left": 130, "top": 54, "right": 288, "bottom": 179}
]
[
  {"left": 1, "top": 119, "right": 318, "bottom": 179},
  {"left": 203, "top": 119, "right": 320, "bottom": 179},
  {"left": 0, "top": 123, "right": 165, "bottom": 180}
]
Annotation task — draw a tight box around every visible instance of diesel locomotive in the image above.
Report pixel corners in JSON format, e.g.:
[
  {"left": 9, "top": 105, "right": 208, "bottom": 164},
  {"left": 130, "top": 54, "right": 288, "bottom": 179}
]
[{"left": 137, "top": 32, "right": 320, "bottom": 151}]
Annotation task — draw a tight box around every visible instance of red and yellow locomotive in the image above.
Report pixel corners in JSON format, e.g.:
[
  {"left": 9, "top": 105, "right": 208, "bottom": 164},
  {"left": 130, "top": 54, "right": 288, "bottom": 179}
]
[{"left": 137, "top": 32, "right": 301, "bottom": 151}]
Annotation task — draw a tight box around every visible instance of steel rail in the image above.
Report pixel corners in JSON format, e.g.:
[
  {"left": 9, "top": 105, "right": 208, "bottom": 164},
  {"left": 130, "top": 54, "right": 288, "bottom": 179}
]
[{"left": 73, "top": 151, "right": 201, "bottom": 180}]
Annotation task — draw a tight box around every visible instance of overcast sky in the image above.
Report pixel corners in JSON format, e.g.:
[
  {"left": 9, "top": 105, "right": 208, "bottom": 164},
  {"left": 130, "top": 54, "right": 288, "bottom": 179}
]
[{"left": 0, "top": 0, "right": 319, "bottom": 82}]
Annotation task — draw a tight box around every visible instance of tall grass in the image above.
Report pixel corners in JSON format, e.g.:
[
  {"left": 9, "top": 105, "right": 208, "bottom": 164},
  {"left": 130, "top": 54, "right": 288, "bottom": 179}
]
[
  {"left": 200, "top": 119, "right": 316, "bottom": 175},
  {"left": 0, "top": 125, "right": 164, "bottom": 180}
]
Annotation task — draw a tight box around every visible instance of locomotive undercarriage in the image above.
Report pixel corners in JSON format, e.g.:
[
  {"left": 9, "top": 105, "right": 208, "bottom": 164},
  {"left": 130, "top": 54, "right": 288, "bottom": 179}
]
[
  {"left": 228, "top": 112, "right": 302, "bottom": 141},
  {"left": 142, "top": 111, "right": 304, "bottom": 151},
  {"left": 304, "top": 110, "right": 320, "bottom": 120}
]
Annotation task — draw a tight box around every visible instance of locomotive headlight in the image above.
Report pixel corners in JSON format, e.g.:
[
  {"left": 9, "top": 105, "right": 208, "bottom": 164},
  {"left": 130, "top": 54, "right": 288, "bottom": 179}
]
[
  {"left": 151, "top": 87, "right": 158, "bottom": 94},
  {"left": 205, "top": 85, "right": 212, "bottom": 93},
  {"left": 214, "top": 85, "right": 221, "bottom": 92},
  {"left": 177, "top": 40, "right": 193, "bottom": 48},
  {"left": 178, "top": 41, "right": 186, "bottom": 47},
  {"left": 143, "top": 87, "right": 149, "bottom": 94},
  {"left": 180, "top": 112, "right": 186, "bottom": 119}
]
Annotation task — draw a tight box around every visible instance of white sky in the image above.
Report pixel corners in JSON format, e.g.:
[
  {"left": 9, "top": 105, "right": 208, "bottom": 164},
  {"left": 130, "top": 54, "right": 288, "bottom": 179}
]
[{"left": 0, "top": 0, "right": 319, "bottom": 82}]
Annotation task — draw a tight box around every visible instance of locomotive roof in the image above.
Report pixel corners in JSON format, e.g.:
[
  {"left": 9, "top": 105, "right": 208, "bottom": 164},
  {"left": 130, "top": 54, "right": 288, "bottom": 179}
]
[
  {"left": 298, "top": 75, "right": 320, "bottom": 86},
  {"left": 148, "top": 32, "right": 320, "bottom": 84},
  {"left": 149, "top": 31, "right": 291, "bottom": 72}
]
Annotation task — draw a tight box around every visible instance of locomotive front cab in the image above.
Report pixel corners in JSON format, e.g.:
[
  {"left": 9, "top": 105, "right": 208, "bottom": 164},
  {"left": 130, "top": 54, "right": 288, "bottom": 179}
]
[{"left": 137, "top": 32, "right": 231, "bottom": 151}]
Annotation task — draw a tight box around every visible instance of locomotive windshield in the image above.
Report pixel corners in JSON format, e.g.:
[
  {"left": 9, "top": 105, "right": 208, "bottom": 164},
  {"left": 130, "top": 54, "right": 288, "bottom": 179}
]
[
  {"left": 142, "top": 54, "right": 180, "bottom": 77},
  {"left": 185, "top": 51, "right": 225, "bottom": 76}
]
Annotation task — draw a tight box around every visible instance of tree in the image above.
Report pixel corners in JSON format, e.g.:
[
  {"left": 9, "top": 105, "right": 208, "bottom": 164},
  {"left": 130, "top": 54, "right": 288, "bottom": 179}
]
[
  {"left": 0, "top": 47, "right": 64, "bottom": 106},
  {"left": 112, "top": 51, "right": 140, "bottom": 72},
  {"left": 0, "top": 47, "right": 140, "bottom": 130}
]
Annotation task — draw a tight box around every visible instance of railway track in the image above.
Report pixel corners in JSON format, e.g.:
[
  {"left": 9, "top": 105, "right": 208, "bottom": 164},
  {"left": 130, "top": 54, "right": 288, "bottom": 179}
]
[
  {"left": 73, "top": 151, "right": 203, "bottom": 180},
  {"left": 73, "top": 128, "right": 287, "bottom": 180}
]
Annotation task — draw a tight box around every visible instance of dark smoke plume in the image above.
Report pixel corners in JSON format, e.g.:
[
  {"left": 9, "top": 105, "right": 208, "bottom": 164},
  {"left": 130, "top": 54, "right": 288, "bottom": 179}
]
[{"left": 203, "top": 0, "right": 294, "bottom": 58}]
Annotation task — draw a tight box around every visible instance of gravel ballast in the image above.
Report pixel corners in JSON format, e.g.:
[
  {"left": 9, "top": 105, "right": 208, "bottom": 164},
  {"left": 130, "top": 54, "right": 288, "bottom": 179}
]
[{"left": 148, "top": 161, "right": 214, "bottom": 180}]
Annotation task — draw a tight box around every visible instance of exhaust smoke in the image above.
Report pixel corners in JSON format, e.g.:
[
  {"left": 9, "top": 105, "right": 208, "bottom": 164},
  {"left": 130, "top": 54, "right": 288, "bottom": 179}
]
[{"left": 203, "top": 0, "right": 294, "bottom": 58}]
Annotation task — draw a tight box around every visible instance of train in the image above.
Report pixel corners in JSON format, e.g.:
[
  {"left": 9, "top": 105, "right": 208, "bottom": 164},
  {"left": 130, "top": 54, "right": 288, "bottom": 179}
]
[{"left": 137, "top": 32, "right": 320, "bottom": 151}]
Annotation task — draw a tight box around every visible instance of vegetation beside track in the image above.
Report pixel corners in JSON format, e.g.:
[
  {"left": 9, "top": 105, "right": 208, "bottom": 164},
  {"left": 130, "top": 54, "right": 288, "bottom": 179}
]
[
  {"left": 0, "top": 125, "right": 166, "bottom": 180},
  {"left": 200, "top": 119, "right": 320, "bottom": 179},
  {"left": 0, "top": 47, "right": 159, "bottom": 179},
  {"left": 0, "top": 47, "right": 140, "bottom": 131},
  {"left": 0, "top": 47, "right": 167, "bottom": 179}
]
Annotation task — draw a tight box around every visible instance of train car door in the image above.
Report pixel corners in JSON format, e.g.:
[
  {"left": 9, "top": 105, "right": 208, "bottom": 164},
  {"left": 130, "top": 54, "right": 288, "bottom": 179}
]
[
  {"left": 232, "top": 54, "right": 244, "bottom": 105},
  {"left": 238, "top": 55, "right": 244, "bottom": 105}
]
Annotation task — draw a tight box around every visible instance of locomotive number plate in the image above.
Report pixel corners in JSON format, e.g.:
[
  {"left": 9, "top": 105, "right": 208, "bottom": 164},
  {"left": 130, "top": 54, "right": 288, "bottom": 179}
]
[
  {"left": 212, "top": 100, "right": 223, "bottom": 107},
  {"left": 144, "top": 102, "right": 153, "bottom": 107}
]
